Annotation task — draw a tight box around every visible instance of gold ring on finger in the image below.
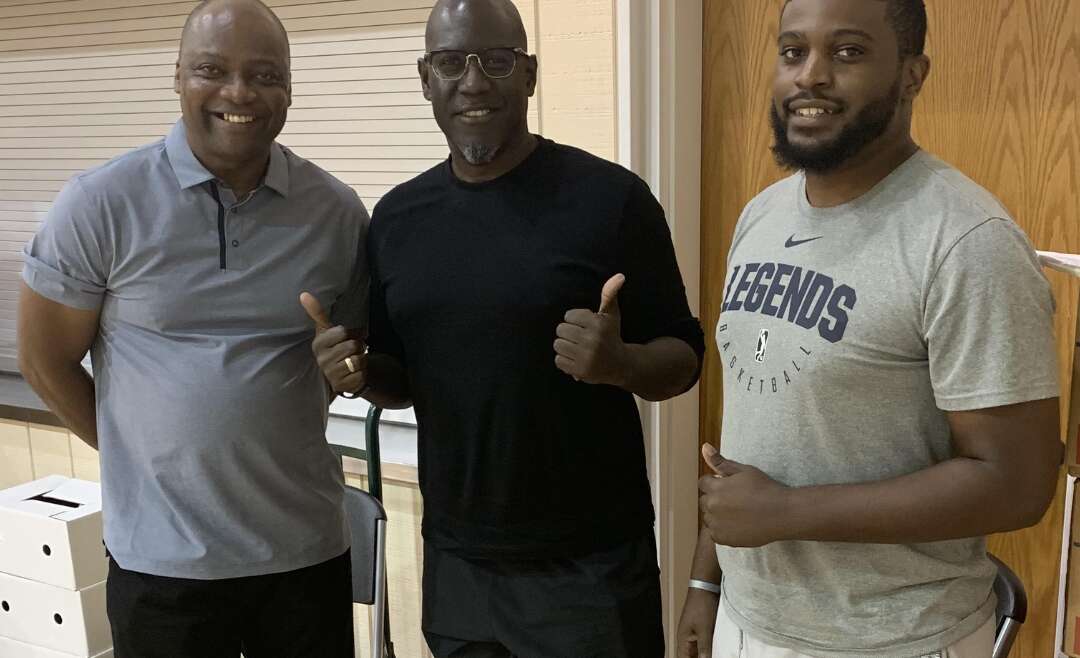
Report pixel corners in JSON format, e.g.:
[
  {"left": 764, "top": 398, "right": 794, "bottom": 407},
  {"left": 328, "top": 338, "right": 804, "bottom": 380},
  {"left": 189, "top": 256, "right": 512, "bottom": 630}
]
[{"left": 344, "top": 356, "right": 357, "bottom": 374}]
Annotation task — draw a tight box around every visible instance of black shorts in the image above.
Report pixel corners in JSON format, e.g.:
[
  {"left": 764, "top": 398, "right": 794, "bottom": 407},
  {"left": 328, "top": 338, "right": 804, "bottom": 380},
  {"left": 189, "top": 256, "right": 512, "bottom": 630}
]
[
  {"left": 106, "top": 550, "right": 353, "bottom": 658},
  {"left": 422, "top": 531, "right": 664, "bottom": 658}
]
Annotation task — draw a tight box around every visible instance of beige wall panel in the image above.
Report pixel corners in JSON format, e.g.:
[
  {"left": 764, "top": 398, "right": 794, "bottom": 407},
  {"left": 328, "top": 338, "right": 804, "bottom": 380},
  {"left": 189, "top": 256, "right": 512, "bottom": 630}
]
[
  {"left": 0, "top": 418, "right": 33, "bottom": 489},
  {"left": 0, "top": 89, "right": 171, "bottom": 105},
  {"left": 275, "top": 145, "right": 449, "bottom": 160},
  {"left": 0, "top": 101, "right": 178, "bottom": 116},
  {"left": 0, "top": 161, "right": 97, "bottom": 171},
  {"left": 0, "top": 29, "right": 182, "bottom": 54},
  {"left": 1, "top": 2, "right": 192, "bottom": 29},
  {"left": 0, "top": 201, "right": 50, "bottom": 211},
  {"left": 0, "top": 27, "right": 425, "bottom": 59},
  {"left": 69, "top": 434, "right": 100, "bottom": 482},
  {"left": 294, "top": 78, "right": 423, "bottom": 95},
  {"left": 272, "top": 0, "right": 433, "bottom": 18},
  {"left": 0, "top": 192, "right": 53, "bottom": 202},
  {"left": 0, "top": 0, "right": 426, "bottom": 29},
  {"left": 28, "top": 423, "right": 73, "bottom": 478},
  {"left": 0, "top": 126, "right": 171, "bottom": 139},
  {"left": 320, "top": 172, "right": 416, "bottom": 186},
  {"left": 293, "top": 52, "right": 420, "bottom": 71},
  {"left": 0, "top": 0, "right": 182, "bottom": 19},
  {"left": 0, "top": 15, "right": 188, "bottom": 41},
  {"left": 534, "top": 0, "right": 615, "bottom": 161},
  {"left": 0, "top": 51, "right": 176, "bottom": 71},
  {"left": 0, "top": 131, "right": 444, "bottom": 150},
  {"left": 0, "top": 67, "right": 172, "bottom": 85},
  {"left": 0, "top": 170, "right": 80, "bottom": 180},
  {"left": 291, "top": 36, "right": 422, "bottom": 58},
  {"left": 283, "top": 119, "right": 441, "bottom": 135},
  {"left": 350, "top": 186, "right": 392, "bottom": 199},
  {"left": 0, "top": 180, "right": 66, "bottom": 191},
  {"left": 0, "top": 7, "right": 430, "bottom": 41},
  {"left": 0, "top": 115, "right": 177, "bottom": 128},
  {"left": 292, "top": 92, "right": 427, "bottom": 108}
]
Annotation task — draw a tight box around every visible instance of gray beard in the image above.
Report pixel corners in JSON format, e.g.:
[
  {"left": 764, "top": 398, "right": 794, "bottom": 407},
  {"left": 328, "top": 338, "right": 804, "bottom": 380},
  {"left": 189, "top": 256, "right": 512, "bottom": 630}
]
[{"left": 460, "top": 142, "right": 500, "bottom": 165}]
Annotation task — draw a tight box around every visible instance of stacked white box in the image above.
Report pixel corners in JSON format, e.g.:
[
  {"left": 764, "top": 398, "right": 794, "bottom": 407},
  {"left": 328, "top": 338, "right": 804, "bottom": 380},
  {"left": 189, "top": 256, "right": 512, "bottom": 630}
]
[
  {"left": 0, "top": 635, "right": 112, "bottom": 658},
  {"left": 0, "top": 476, "right": 111, "bottom": 657}
]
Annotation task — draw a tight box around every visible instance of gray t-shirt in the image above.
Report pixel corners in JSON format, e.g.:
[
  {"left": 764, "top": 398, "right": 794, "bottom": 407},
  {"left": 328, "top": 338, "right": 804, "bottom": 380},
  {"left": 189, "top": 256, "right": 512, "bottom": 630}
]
[
  {"left": 715, "top": 151, "right": 1058, "bottom": 656},
  {"left": 23, "top": 121, "right": 369, "bottom": 579}
]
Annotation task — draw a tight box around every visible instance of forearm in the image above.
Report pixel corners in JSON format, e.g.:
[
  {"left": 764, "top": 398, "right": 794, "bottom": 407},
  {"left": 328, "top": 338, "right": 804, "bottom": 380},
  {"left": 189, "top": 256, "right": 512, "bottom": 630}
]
[
  {"left": 620, "top": 337, "right": 699, "bottom": 401},
  {"left": 361, "top": 353, "right": 412, "bottom": 410},
  {"left": 22, "top": 358, "right": 97, "bottom": 449},
  {"left": 783, "top": 456, "right": 1059, "bottom": 544},
  {"left": 689, "top": 526, "right": 723, "bottom": 583}
]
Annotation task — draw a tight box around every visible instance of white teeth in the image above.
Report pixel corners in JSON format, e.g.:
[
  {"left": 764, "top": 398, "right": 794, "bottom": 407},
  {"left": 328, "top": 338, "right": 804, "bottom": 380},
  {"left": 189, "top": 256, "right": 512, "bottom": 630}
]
[
  {"left": 795, "top": 107, "right": 832, "bottom": 118},
  {"left": 222, "top": 113, "right": 254, "bottom": 124},
  {"left": 462, "top": 109, "right": 492, "bottom": 118}
]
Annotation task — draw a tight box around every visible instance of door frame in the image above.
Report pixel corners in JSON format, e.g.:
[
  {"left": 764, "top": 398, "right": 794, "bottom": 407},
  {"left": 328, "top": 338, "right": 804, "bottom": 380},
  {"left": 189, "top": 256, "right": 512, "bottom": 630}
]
[{"left": 615, "top": 0, "right": 704, "bottom": 650}]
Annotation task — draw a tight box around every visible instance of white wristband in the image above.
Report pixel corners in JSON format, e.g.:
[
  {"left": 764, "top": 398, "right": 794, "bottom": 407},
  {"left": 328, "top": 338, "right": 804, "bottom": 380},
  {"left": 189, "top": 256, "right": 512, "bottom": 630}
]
[{"left": 688, "top": 578, "right": 721, "bottom": 594}]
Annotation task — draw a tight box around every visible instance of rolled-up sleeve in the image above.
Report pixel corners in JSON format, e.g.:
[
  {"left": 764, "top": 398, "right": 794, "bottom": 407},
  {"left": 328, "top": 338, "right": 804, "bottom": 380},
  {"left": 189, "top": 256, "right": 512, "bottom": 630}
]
[
  {"left": 22, "top": 176, "right": 109, "bottom": 311},
  {"left": 616, "top": 178, "right": 706, "bottom": 363}
]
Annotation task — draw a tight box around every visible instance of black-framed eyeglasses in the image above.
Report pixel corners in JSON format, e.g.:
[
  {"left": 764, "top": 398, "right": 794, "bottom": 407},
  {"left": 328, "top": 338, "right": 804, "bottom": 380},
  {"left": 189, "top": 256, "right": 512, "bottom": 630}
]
[{"left": 424, "top": 47, "right": 528, "bottom": 81}]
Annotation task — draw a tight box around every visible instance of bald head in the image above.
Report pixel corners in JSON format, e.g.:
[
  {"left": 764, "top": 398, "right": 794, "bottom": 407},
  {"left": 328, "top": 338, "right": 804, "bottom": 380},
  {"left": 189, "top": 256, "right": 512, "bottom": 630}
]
[
  {"left": 425, "top": 0, "right": 528, "bottom": 52},
  {"left": 180, "top": 0, "right": 290, "bottom": 62}
]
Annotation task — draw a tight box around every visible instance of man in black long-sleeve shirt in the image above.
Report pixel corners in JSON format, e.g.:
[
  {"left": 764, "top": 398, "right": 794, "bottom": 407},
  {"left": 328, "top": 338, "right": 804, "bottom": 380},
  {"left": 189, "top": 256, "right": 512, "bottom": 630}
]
[{"left": 303, "top": 0, "right": 704, "bottom": 654}]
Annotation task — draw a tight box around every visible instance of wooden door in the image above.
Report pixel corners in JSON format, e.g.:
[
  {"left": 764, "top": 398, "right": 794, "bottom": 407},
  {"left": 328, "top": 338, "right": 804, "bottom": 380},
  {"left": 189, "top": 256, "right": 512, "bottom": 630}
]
[{"left": 700, "top": 1, "right": 1080, "bottom": 655}]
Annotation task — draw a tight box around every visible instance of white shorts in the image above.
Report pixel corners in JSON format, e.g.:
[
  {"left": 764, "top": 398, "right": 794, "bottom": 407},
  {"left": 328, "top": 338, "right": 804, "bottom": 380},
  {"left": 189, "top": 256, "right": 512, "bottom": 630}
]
[{"left": 711, "top": 605, "right": 995, "bottom": 658}]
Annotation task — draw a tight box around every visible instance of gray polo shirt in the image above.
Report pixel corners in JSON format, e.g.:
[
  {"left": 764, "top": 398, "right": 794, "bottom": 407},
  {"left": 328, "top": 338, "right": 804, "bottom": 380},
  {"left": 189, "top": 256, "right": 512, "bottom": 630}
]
[{"left": 23, "top": 120, "right": 369, "bottom": 579}]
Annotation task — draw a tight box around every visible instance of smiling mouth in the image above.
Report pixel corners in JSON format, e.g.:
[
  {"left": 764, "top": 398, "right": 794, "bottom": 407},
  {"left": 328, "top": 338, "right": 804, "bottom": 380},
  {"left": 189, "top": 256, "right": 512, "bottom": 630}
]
[
  {"left": 213, "top": 112, "right": 256, "bottom": 124},
  {"left": 456, "top": 108, "right": 499, "bottom": 121},
  {"left": 791, "top": 107, "right": 840, "bottom": 118}
]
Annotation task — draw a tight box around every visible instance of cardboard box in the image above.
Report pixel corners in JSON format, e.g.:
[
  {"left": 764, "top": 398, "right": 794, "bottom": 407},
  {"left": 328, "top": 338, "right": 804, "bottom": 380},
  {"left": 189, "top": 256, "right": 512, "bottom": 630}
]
[
  {"left": 0, "top": 635, "right": 111, "bottom": 658},
  {"left": 0, "top": 571, "right": 109, "bottom": 657},
  {"left": 0, "top": 476, "right": 106, "bottom": 590},
  {"left": 1038, "top": 252, "right": 1080, "bottom": 475}
]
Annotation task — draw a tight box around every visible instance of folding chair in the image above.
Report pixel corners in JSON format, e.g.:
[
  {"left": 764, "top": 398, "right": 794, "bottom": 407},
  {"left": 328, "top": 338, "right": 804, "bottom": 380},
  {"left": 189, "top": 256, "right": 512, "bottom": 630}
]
[
  {"left": 344, "top": 484, "right": 389, "bottom": 658},
  {"left": 330, "top": 405, "right": 396, "bottom": 657},
  {"left": 331, "top": 405, "right": 386, "bottom": 501},
  {"left": 989, "top": 553, "right": 1026, "bottom": 658}
]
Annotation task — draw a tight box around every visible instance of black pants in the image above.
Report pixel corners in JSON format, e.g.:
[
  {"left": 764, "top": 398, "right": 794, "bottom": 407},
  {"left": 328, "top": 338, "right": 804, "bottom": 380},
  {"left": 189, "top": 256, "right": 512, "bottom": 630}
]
[
  {"left": 106, "top": 550, "right": 354, "bottom": 658},
  {"left": 422, "top": 532, "right": 664, "bottom": 658}
]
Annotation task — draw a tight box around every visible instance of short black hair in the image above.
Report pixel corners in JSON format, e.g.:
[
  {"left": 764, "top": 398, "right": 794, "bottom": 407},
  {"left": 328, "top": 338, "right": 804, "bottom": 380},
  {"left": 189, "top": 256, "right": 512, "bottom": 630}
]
[{"left": 782, "top": 0, "right": 928, "bottom": 57}]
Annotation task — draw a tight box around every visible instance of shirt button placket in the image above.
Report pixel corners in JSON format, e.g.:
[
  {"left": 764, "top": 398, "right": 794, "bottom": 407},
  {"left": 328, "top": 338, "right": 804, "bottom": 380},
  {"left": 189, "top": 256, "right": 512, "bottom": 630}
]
[{"left": 228, "top": 206, "right": 247, "bottom": 270}]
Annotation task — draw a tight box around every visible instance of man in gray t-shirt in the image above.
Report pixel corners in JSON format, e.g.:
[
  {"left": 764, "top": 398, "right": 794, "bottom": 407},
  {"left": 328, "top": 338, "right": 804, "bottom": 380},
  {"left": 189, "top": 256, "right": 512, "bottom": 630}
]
[
  {"left": 678, "top": 1, "right": 1062, "bottom": 657},
  {"left": 17, "top": 1, "right": 366, "bottom": 656}
]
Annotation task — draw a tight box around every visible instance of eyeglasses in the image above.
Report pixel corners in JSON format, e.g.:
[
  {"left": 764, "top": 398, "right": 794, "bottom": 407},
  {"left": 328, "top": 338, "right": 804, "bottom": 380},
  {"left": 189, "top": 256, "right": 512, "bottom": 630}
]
[{"left": 424, "top": 47, "right": 528, "bottom": 81}]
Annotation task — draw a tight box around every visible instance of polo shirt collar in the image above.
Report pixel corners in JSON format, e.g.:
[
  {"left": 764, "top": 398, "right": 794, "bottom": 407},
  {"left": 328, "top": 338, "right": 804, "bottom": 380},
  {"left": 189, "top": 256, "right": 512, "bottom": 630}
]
[
  {"left": 166, "top": 120, "right": 290, "bottom": 197},
  {"left": 263, "top": 140, "right": 289, "bottom": 197}
]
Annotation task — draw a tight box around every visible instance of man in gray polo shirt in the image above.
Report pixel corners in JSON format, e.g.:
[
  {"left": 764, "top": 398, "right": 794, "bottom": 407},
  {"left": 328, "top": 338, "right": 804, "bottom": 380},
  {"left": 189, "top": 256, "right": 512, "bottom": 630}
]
[{"left": 16, "top": 1, "right": 366, "bottom": 656}]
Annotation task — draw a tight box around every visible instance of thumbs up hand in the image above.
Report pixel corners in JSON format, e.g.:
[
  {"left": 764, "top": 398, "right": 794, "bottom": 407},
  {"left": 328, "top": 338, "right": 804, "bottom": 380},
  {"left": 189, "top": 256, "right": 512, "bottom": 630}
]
[
  {"left": 697, "top": 442, "right": 790, "bottom": 548},
  {"left": 554, "top": 274, "right": 629, "bottom": 386},
  {"left": 300, "top": 292, "right": 368, "bottom": 397}
]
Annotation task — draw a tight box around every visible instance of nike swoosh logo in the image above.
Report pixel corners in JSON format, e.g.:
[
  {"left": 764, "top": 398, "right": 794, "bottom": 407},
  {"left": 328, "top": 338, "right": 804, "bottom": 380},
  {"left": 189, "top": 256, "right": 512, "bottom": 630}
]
[{"left": 785, "top": 235, "right": 823, "bottom": 248}]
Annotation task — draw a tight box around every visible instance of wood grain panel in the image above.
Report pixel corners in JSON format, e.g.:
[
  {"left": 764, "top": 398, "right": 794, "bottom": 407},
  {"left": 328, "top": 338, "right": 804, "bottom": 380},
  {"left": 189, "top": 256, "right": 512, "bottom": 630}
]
[{"left": 701, "top": 1, "right": 1080, "bottom": 655}]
